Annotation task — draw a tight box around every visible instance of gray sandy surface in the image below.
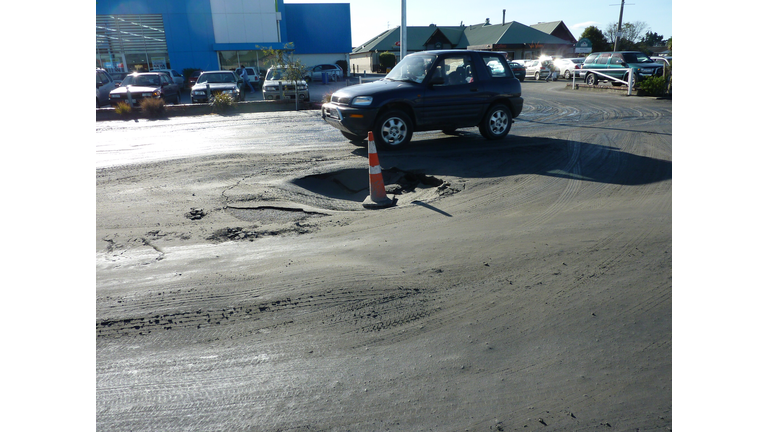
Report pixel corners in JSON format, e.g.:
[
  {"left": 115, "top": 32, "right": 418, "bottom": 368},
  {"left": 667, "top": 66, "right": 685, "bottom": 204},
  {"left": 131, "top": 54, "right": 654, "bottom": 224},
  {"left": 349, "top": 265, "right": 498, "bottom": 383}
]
[{"left": 96, "top": 82, "right": 672, "bottom": 431}]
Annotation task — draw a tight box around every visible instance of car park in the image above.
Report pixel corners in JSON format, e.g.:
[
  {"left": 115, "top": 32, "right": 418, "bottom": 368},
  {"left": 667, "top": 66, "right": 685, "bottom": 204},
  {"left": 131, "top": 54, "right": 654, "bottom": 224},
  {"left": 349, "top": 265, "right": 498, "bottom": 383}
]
[
  {"left": 262, "top": 66, "right": 309, "bottom": 101},
  {"left": 108, "top": 72, "right": 182, "bottom": 106},
  {"left": 507, "top": 61, "right": 526, "bottom": 81},
  {"left": 190, "top": 70, "right": 242, "bottom": 103},
  {"left": 321, "top": 50, "right": 524, "bottom": 150},
  {"left": 553, "top": 58, "right": 584, "bottom": 79},
  {"left": 151, "top": 69, "right": 185, "bottom": 87},
  {"left": 96, "top": 68, "right": 116, "bottom": 108},
  {"left": 581, "top": 51, "right": 664, "bottom": 86},
  {"left": 304, "top": 64, "right": 343, "bottom": 82}
]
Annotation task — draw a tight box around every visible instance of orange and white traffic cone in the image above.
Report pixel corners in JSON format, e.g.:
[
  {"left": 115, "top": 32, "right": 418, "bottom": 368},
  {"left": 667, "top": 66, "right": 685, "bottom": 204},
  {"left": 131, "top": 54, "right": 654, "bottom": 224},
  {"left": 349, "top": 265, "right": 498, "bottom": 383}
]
[{"left": 363, "top": 131, "right": 394, "bottom": 209}]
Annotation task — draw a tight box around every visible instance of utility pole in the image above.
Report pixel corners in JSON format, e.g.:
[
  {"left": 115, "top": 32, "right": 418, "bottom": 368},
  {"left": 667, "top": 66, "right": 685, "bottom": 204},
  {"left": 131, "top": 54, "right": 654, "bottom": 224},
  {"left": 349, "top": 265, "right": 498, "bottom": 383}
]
[
  {"left": 400, "top": 0, "right": 407, "bottom": 61},
  {"left": 613, "top": 0, "right": 625, "bottom": 51}
]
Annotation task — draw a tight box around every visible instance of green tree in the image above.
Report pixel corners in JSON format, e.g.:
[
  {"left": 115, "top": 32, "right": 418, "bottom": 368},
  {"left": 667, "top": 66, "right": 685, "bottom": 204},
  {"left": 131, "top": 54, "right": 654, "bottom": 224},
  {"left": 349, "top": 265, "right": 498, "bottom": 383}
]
[
  {"left": 257, "top": 43, "right": 307, "bottom": 110},
  {"left": 379, "top": 52, "right": 396, "bottom": 71},
  {"left": 640, "top": 31, "right": 665, "bottom": 47},
  {"left": 580, "top": 26, "right": 611, "bottom": 52}
]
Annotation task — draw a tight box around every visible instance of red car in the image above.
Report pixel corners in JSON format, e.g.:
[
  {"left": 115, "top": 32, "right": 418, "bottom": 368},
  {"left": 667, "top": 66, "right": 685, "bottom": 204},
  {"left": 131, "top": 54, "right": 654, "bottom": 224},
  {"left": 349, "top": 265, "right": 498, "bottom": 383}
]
[{"left": 187, "top": 70, "right": 203, "bottom": 89}]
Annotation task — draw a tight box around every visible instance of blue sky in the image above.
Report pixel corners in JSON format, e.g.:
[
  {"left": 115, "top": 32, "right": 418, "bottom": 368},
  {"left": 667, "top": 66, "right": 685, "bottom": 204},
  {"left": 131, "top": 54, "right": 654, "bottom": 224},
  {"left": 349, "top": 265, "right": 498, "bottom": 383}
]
[{"left": 285, "top": 0, "right": 672, "bottom": 47}]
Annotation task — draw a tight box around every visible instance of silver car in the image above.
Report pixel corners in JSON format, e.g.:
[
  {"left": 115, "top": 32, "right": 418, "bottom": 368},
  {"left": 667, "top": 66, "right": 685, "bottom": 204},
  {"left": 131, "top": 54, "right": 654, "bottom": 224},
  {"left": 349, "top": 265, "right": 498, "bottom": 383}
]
[
  {"left": 263, "top": 66, "right": 309, "bottom": 100},
  {"left": 304, "top": 64, "right": 343, "bottom": 82},
  {"left": 96, "top": 68, "right": 116, "bottom": 108},
  {"left": 554, "top": 58, "right": 584, "bottom": 79}
]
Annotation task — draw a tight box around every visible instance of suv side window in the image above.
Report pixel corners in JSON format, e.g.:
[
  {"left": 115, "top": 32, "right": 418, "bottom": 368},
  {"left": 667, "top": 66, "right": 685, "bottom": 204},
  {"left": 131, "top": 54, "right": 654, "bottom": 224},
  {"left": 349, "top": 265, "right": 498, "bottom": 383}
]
[
  {"left": 482, "top": 55, "right": 511, "bottom": 78},
  {"left": 609, "top": 54, "right": 624, "bottom": 65},
  {"left": 584, "top": 54, "right": 598, "bottom": 63},
  {"left": 596, "top": 53, "right": 611, "bottom": 65},
  {"left": 434, "top": 55, "right": 476, "bottom": 86}
]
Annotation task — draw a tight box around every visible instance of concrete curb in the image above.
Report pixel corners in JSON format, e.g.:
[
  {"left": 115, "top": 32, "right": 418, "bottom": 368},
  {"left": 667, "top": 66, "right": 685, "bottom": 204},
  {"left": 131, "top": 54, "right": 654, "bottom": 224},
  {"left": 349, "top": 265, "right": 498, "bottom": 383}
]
[
  {"left": 96, "top": 99, "right": 312, "bottom": 122},
  {"left": 565, "top": 83, "right": 637, "bottom": 96}
]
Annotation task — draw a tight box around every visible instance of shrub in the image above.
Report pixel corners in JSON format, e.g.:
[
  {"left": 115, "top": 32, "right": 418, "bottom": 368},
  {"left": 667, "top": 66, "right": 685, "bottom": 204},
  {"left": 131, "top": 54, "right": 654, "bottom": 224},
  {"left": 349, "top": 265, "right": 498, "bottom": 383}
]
[
  {"left": 638, "top": 76, "right": 668, "bottom": 97},
  {"left": 139, "top": 97, "right": 166, "bottom": 117},
  {"left": 380, "top": 52, "right": 396, "bottom": 71},
  {"left": 114, "top": 102, "right": 132, "bottom": 115},
  {"left": 210, "top": 92, "right": 235, "bottom": 112}
]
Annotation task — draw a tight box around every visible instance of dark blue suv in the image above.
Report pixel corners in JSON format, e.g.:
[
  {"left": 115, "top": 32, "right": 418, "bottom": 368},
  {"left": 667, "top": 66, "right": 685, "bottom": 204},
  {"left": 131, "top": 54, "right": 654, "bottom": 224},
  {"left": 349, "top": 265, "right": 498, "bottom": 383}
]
[{"left": 321, "top": 50, "right": 524, "bottom": 149}]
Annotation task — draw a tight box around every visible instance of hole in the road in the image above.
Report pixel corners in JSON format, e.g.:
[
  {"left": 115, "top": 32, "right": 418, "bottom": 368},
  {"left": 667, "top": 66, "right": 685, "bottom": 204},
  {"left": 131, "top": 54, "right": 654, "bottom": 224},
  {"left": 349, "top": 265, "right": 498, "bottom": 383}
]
[{"left": 291, "top": 167, "right": 447, "bottom": 202}]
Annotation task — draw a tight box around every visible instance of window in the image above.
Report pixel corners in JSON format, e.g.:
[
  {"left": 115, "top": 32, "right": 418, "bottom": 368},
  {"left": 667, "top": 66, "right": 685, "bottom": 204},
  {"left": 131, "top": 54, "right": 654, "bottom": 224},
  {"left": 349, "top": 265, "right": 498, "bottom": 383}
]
[
  {"left": 609, "top": 55, "right": 624, "bottom": 65},
  {"left": 432, "top": 56, "right": 476, "bottom": 86},
  {"left": 482, "top": 55, "right": 511, "bottom": 78},
  {"left": 96, "top": 14, "right": 168, "bottom": 73},
  {"left": 596, "top": 53, "right": 611, "bottom": 65}
]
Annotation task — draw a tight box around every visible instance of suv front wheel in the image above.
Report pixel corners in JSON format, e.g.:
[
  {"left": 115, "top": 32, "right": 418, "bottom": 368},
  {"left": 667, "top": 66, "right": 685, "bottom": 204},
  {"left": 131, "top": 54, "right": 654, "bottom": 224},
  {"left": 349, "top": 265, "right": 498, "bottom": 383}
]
[
  {"left": 479, "top": 104, "right": 512, "bottom": 140},
  {"left": 374, "top": 109, "right": 413, "bottom": 150}
]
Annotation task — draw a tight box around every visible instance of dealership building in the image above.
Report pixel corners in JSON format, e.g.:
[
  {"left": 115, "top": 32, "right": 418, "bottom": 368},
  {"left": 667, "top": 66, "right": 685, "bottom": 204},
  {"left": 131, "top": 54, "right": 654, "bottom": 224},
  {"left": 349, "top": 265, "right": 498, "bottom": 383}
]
[{"left": 96, "top": 0, "right": 352, "bottom": 74}]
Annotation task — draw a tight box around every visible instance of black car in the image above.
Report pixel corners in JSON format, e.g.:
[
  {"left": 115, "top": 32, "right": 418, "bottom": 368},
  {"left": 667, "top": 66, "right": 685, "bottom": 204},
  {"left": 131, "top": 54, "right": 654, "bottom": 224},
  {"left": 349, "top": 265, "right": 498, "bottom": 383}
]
[
  {"left": 321, "top": 50, "right": 524, "bottom": 149},
  {"left": 108, "top": 72, "right": 181, "bottom": 106},
  {"left": 507, "top": 61, "right": 526, "bottom": 81},
  {"left": 190, "top": 71, "right": 243, "bottom": 103}
]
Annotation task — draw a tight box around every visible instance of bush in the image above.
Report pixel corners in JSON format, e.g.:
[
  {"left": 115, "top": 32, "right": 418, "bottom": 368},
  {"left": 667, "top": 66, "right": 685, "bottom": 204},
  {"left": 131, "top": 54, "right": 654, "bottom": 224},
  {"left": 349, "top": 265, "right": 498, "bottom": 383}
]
[
  {"left": 210, "top": 92, "right": 235, "bottom": 112},
  {"left": 638, "top": 76, "right": 668, "bottom": 97},
  {"left": 139, "top": 97, "right": 166, "bottom": 117},
  {"left": 114, "top": 102, "right": 132, "bottom": 115},
  {"left": 380, "top": 52, "right": 396, "bottom": 71}
]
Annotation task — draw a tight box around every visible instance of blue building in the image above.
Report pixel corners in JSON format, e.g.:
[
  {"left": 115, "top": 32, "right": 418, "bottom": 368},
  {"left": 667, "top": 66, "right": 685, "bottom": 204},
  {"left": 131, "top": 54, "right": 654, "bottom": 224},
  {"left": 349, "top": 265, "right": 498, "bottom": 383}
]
[{"left": 96, "top": 0, "right": 351, "bottom": 74}]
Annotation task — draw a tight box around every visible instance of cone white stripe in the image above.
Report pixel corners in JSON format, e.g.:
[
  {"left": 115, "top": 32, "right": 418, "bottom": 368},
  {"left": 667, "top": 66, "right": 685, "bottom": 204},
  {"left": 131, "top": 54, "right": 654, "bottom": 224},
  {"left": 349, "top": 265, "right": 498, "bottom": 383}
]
[{"left": 369, "top": 165, "right": 382, "bottom": 175}]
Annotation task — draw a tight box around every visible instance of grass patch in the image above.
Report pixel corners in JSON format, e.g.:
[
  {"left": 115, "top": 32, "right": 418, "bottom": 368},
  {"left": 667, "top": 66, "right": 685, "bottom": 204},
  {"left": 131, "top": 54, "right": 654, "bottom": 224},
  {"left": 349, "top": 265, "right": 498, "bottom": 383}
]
[
  {"left": 210, "top": 93, "right": 236, "bottom": 112},
  {"left": 114, "top": 102, "right": 132, "bottom": 115},
  {"left": 139, "top": 97, "right": 166, "bottom": 117}
]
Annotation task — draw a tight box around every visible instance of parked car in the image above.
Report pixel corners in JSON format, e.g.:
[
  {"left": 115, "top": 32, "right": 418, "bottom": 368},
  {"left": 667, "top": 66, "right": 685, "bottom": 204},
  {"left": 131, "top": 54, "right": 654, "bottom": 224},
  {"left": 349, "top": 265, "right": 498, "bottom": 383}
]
[
  {"left": 96, "top": 68, "right": 116, "bottom": 108},
  {"left": 507, "top": 61, "right": 526, "bottom": 81},
  {"left": 151, "top": 69, "right": 185, "bottom": 87},
  {"left": 108, "top": 72, "right": 182, "bottom": 106},
  {"left": 650, "top": 56, "right": 672, "bottom": 74},
  {"left": 190, "top": 70, "right": 243, "bottom": 103},
  {"left": 321, "top": 50, "right": 524, "bottom": 149},
  {"left": 262, "top": 66, "right": 309, "bottom": 101},
  {"left": 553, "top": 58, "right": 584, "bottom": 79},
  {"left": 235, "top": 66, "right": 261, "bottom": 89},
  {"left": 187, "top": 70, "right": 203, "bottom": 89},
  {"left": 524, "top": 59, "right": 554, "bottom": 80},
  {"left": 110, "top": 71, "right": 131, "bottom": 87},
  {"left": 581, "top": 51, "right": 665, "bottom": 86},
  {"left": 304, "top": 64, "right": 343, "bottom": 82}
]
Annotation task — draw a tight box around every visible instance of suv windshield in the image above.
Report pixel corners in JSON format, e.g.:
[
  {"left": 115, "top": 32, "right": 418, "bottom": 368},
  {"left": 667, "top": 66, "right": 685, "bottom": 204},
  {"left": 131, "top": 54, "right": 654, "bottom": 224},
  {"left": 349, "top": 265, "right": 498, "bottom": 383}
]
[
  {"left": 266, "top": 69, "right": 287, "bottom": 80},
  {"left": 622, "top": 53, "right": 654, "bottom": 63},
  {"left": 385, "top": 54, "right": 437, "bottom": 83},
  {"left": 198, "top": 73, "right": 235, "bottom": 84}
]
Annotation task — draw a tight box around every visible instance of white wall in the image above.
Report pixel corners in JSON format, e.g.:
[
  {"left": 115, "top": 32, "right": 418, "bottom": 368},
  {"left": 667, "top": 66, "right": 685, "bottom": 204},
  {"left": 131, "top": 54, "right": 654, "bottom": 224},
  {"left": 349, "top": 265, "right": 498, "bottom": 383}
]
[{"left": 210, "top": 0, "right": 279, "bottom": 43}]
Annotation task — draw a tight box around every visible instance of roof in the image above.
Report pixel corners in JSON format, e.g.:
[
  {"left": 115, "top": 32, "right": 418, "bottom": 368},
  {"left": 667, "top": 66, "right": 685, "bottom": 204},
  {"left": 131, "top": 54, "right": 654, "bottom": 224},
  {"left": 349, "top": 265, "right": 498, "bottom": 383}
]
[
  {"left": 529, "top": 21, "right": 577, "bottom": 44},
  {"left": 353, "top": 21, "right": 572, "bottom": 54}
]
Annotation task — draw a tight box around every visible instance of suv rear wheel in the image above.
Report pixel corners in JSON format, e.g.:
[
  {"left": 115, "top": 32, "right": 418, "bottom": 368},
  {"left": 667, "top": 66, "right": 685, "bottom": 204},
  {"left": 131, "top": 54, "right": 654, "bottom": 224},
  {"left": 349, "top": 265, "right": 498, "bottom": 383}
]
[
  {"left": 585, "top": 73, "right": 597, "bottom": 86},
  {"left": 479, "top": 104, "right": 512, "bottom": 140},
  {"left": 374, "top": 109, "right": 413, "bottom": 150}
]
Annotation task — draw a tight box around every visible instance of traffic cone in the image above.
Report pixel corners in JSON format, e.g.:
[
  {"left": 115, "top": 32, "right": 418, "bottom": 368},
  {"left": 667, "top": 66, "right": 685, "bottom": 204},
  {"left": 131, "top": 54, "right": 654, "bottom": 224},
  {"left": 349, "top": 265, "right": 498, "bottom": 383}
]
[{"left": 363, "top": 131, "right": 394, "bottom": 209}]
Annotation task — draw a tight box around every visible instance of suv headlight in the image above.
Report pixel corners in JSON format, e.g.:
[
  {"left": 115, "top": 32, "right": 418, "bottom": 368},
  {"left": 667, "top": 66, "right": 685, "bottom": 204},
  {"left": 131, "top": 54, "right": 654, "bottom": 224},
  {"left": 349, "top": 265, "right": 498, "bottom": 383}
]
[
  {"left": 297, "top": 84, "right": 308, "bottom": 90},
  {"left": 351, "top": 96, "right": 373, "bottom": 106}
]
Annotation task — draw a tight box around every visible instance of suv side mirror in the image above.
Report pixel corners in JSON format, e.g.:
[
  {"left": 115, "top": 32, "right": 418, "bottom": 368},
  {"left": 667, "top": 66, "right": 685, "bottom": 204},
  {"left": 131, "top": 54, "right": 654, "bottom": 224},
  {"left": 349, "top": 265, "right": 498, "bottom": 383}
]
[{"left": 429, "top": 76, "right": 445, "bottom": 86}]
